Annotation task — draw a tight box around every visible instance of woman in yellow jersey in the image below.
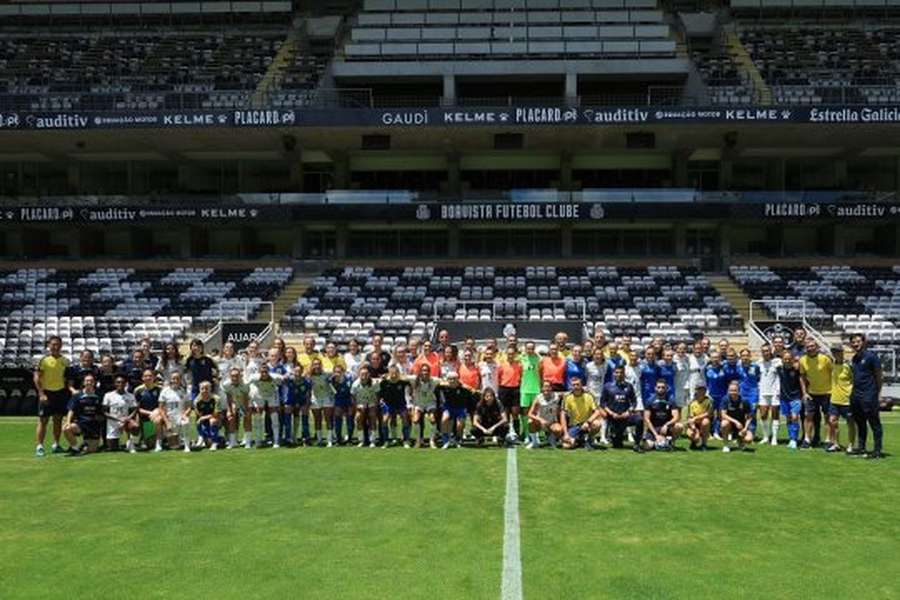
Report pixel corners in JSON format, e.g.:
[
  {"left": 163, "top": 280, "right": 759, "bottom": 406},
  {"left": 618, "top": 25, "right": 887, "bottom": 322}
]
[
  {"left": 686, "top": 384, "right": 713, "bottom": 451},
  {"left": 827, "top": 346, "right": 856, "bottom": 453}
]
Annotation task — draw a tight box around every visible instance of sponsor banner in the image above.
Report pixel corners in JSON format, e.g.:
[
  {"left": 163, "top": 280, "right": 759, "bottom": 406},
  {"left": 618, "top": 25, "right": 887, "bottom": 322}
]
[
  {"left": 754, "top": 321, "right": 805, "bottom": 346},
  {"left": 0, "top": 202, "right": 898, "bottom": 224},
  {"left": 221, "top": 322, "right": 269, "bottom": 352},
  {"left": 0, "top": 205, "right": 286, "bottom": 223},
  {"left": 2, "top": 105, "right": 900, "bottom": 131}
]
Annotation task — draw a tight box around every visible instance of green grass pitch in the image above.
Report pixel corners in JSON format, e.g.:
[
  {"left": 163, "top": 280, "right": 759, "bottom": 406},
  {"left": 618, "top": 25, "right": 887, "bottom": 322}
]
[{"left": 1, "top": 415, "right": 899, "bottom": 599}]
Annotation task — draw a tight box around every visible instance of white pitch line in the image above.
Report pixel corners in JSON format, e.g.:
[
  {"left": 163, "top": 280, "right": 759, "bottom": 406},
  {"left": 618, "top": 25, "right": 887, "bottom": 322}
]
[{"left": 501, "top": 447, "right": 523, "bottom": 600}]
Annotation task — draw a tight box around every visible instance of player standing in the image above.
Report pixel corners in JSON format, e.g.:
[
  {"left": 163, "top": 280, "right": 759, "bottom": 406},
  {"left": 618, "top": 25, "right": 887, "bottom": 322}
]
[{"left": 33, "top": 335, "right": 70, "bottom": 456}]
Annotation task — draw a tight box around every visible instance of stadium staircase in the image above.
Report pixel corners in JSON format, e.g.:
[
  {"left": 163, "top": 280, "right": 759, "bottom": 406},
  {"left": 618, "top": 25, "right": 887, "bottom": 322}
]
[
  {"left": 725, "top": 30, "right": 771, "bottom": 105},
  {"left": 271, "top": 272, "right": 316, "bottom": 338},
  {"left": 251, "top": 25, "right": 303, "bottom": 109},
  {"left": 709, "top": 274, "right": 770, "bottom": 323}
]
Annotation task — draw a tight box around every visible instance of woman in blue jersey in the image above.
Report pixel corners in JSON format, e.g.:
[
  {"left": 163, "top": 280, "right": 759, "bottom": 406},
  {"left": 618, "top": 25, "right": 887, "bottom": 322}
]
[
  {"left": 331, "top": 364, "right": 354, "bottom": 445},
  {"left": 704, "top": 351, "right": 728, "bottom": 439},
  {"left": 282, "top": 346, "right": 301, "bottom": 445},
  {"left": 638, "top": 347, "right": 659, "bottom": 407},
  {"left": 262, "top": 348, "right": 288, "bottom": 449},
  {"left": 564, "top": 345, "right": 586, "bottom": 391}
]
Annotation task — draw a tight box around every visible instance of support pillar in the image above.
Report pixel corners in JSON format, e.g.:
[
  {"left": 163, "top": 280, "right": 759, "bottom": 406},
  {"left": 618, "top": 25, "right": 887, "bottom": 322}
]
[
  {"left": 560, "top": 150, "right": 573, "bottom": 190},
  {"left": 289, "top": 153, "right": 305, "bottom": 192},
  {"left": 331, "top": 152, "right": 349, "bottom": 189},
  {"left": 446, "top": 153, "right": 461, "bottom": 197},
  {"left": 719, "top": 158, "right": 733, "bottom": 190},
  {"left": 66, "top": 164, "right": 80, "bottom": 193},
  {"left": 442, "top": 74, "right": 456, "bottom": 106},
  {"left": 447, "top": 224, "right": 460, "bottom": 258},
  {"left": 767, "top": 157, "right": 786, "bottom": 191},
  {"left": 560, "top": 224, "right": 573, "bottom": 258},
  {"left": 335, "top": 223, "right": 348, "bottom": 258},
  {"left": 564, "top": 72, "right": 578, "bottom": 105},
  {"left": 674, "top": 224, "right": 687, "bottom": 258},
  {"left": 672, "top": 150, "right": 690, "bottom": 188}
]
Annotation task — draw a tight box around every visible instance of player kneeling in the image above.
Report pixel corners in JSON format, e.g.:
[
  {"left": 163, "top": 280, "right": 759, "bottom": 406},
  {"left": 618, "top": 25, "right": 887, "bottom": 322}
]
[
  {"left": 102, "top": 375, "right": 140, "bottom": 452},
  {"left": 686, "top": 384, "right": 713, "bottom": 451},
  {"left": 63, "top": 374, "right": 103, "bottom": 455},
  {"left": 192, "top": 381, "right": 222, "bottom": 451},
  {"left": 642, "top": 379, "right": 684, "bottom": 451},
  {"left": 720, "top": 382, "right": 754, "bottom": 453},
  {"left": 525, "top": 381, "right": 563, "bottom": 448},
  {"left": 560, "top": 378, "right": 603, "bottom": 450},
  {"left": 472, "top": 388, "right": 510, "bottom": 446}
]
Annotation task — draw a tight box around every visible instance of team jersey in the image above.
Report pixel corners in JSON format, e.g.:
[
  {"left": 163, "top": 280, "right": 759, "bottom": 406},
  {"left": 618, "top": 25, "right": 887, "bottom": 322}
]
[
  {"left": 243, "top": 355, "right": 264, "bottom": 382},
  {"left": 265, "top": 362, "right": 289, "bottom": 403},
  {"left": 723, "top": 395, "right": 752, "bottom": 423},
  {"left": 250, "top": 379, "right": 279, "bottom": 406},
  {"left": 133, "top": 384, "right": 162, "bottom": 418},
  {"left": 156, "top": 360, "right": 184, "bottom": 383},
  {"left": 412, "top": 352, "right": 441, "bottom": 377},
  {"left": 831, "top": 363, "right": 853, "bottom": 406},
  {"left": 704, "top": 364, "right": 728, "bottom": 399},
  {"left": 738, "top": 362, "right": 761, "bottom": 404},
  {"left": 757, "top": 358, "right": 781, "bottom": 397},
  {"left": 293, "top": 376, "right": 311, "bottom": 405},
  {"left": 410, "top": 378, "right": 438, "bottom": 408},
  {"left": 332, "top": 373, "right": 353, "bottom": 405},
  {"left": 722, "top": 361, "right": 743, "bottom": 387},
  {"left": 96, "top": 368, "right": 118, "bottom": 397},
  {"left": 37, "top": 354, "right": 69, "bottom": 392},
  {"left": 564, "top": 358, "right": 586, "bottom": 391},
  {"left": 66, "top": 364, "right": 99, "bottom": 391},
  {"left": 343, "top": 352, "right": 364, "bottom": 377},
  {"left": 195, "top": 396, "right": 217, "bottom": 418},
  {"left": 687, "top": 354, "right": 708, "bottom": 393},
  {"left": 368, "top": 349, "right": 392, "bottom": 368},
  {"left": 799, "top": 353, "right": 833, "bottom": 395},
  {"left": 777, "top": 365, "right": 803, "bottom": 401},
  {"left": 297, "top": 351, "right": 320, "bottom": 375},
  {"left": 309, "top": 373, "right": 334, "bottom": 405},
  {"left": 378, "top": 378, "right": 409, "bottom": 407},
  {"left": 215, "top": 356, "right": 244, "bottom": 381},
  {"left": 584, "top": 360, "right": 608, "bottom": 398},
  {"left": 656, "top": 360, "right": 676, "bottom": 401},
  {"left": 600, "top": 381, "right": 640, "bottom": 414},
  {"left": 498, "top": 361, "right": 523, "bottom": 388},
  {"left": 351, "top": 378, "right": 380, "bottom": 407},
  {"left": 184, "top": 355, "right": 217, "bottom": 391},
  {"left": 440, "top": 360, "right": 460, "bottom": 379},
  {"left": 533, "top": 392, "right": 561, "bottom": 423},
  {"left": 475, "top": 400, "right": 503, "bottom": 427},
  {"left": 540, "top": 356, "right": 566, "bottom": 386},
  {"left": 604, "top": 354, "right": 626, "bottom": 383},
  {"left": 478, "top": 361, "right": 500, "bottom": 393},
  {"left": 563, "top": 391, "right": 596, "bottom": 425},
  {"left": 645, "top": 395, "right": 674, "bottom": 427},
  {"left": 119, "top": 358, "right": 149, "bottom": 391},
  {"left": 68, "top": 391, "right": 102, "bottom": 424},
  {"left": 688, "top": 395, "right": 712, "bottom": 419},
  {"left": 639, "top": 361, "right": 659, "bottom": 402},
  {"left": 160, "top": 386, "right": 191, "bottom": 422},
  {"left": 221, "top": 380, "right": 250, "bottom": 407},
  {"left": 320, "top": 353, "right": 347, "bottom": 374},
  {"left": 102, "top": 390, "right": 135, "bottom": 421},
  {"left": 439, "top": 385, "right": 475, "bottom": 411},
  {"left": 459, "top": 363, "right": 481, "bottom": 390},
  {"left": 518, "top": 354, "right": 541, "bottom": 394},
  {"left": 850, "top": 349, "right": 881, "bottom": 402}
]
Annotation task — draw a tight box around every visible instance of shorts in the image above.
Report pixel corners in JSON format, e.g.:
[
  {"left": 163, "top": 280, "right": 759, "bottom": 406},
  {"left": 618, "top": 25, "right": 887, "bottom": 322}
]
[
  {"left": 519, "top": 391, "right": 538, "bottom": 408},
  {"left": 646, "top": 420, "right": 670, "bottom": 437},
  {"left": 310, "top": 395, "right": 334, "bottom": 409},
  {"left": 466, "top": 393, "right": 479, "bottom": 414},
  {"left": 38, "top": 389, "right": 70, "bottom": 417},
  {"left": 412, "top": 403, "right": 436, "bottom": 413},
  {"left": 711, "top": 395, "right": 725, "bottom": 412},
  {"left": 76, "top": 420, "right": 101, "bottom": 440},
  {"left": 829, "top": 404, "right": 851, "bottom": 420},
  {"left": 780, "top": 398, "right": 802, "bottom": 418},
  {"left": 444, "top": 406, "right": 468, "bottom": 421},
  {"left": 758, "top": 394, "right": 776, "bottom": 407},
  {"left": 141, "top": 420, "right": 156, "bottom": 440},
  {"left": 381, "top": 400, "right": 407, "bottom": 416},
  {"left": 567, "top": 424, "right": 587, "bottom": 439},
  {"left": 804, "top": 394, "right": 830, "bottom": 417},
  {"left": 473, "top": 423, "right": 509, "bottom": 439},
  {"left": 499, "top": 387, "right": 520, "bottom": 411},
  {"left": 334, "top": 397, "right": 352, "bottom": 410}
]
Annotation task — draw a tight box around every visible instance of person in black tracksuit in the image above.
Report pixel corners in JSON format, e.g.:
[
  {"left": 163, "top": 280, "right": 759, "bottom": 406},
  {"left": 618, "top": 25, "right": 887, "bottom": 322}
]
[{"left": 848, "top": 334, "right": 884, "bottom": 459}]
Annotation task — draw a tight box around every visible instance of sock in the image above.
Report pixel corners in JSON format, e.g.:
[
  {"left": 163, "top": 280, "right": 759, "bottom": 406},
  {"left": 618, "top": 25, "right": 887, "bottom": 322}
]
[
  {"left": 771, "top": 420, "right": 780, "bottom": 441},
  {"left": 418, "top": 421, "right": 425, "bottom": 440},
  {"left": 530, "top": 433, "right": 539, "bottom": 445},
  {"left": 519, "top": 415, "right": 529, "bottom": 438},
  {"left": 301, "top": 414, "right": 310, "bottom": 439},
  {"left": 252, "top": 414, "right": 264, "bottom": 444},
  {"left": 292, "top": 414, "right": 300, "bottom": 440},
  {"left": 334, "top": 417, "right": 343, "bottom": 442},
  {"left": 402, "top": 424, "right": 410, "bottom": 441},
  {"left": 282, "top": 413, "right": 293, "bottom": 442},
  {"left": 442, "top": 431, "right": 449, "bottom": 445},
  {"left": 210, "top": 425, "right": 220, "bottom": 442},
  {"left": 347, "top": 415, "right": 355, "bottom": 440},
  {"left": 229, "top": 433, "right": 237, "bottom": 446},
  {"left": 600, "top": 420, "right": 609, "bottom": 441},
  {"left": 788, "top": 421, "right": 799, "bottom": 442},
  {"left": 243, "top": 432, "right": 251, "bottom": 445},
  {"left": 380, "top": 424, "right": 389, "bottom": 443},
  {"left": 270, "top": 416, "right": 280, "bottom": 445},
  {"left": 326, "top": 428, "right": 333, "bottom": 444}
]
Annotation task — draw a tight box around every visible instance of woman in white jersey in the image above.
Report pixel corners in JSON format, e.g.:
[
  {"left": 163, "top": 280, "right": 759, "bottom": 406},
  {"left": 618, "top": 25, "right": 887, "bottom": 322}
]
[
  {"left": 756, "top": 342, "right": 782, "bottom": 445},
  {"left": 526, "top": 381, "right": 563, "bottom": 449},
  {"left": 343, "top": 339, "right": 364, "bottom": 378},
  {"left": 308, "top": 358, "right": 336, "bottom": 447},
  {"left": 160, "top": 371, "right": 192, "bottom": 452}
]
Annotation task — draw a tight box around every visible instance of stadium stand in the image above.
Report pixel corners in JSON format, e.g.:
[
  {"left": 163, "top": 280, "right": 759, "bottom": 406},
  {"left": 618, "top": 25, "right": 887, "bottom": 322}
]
[
  {"left": 0, "top": 267, "right": 292, "bottom": 367},
  {"left": 282, "top": 264, "right": 742, "bottom": 348},
  {"left": 342, "top": 0, "right": 676, "bottom": 60}
]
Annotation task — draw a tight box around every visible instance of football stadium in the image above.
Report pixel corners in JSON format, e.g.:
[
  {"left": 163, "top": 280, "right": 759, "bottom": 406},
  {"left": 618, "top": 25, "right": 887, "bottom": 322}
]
[{"left": 2, "top": 0, "right": 900, "bottom": 598}]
